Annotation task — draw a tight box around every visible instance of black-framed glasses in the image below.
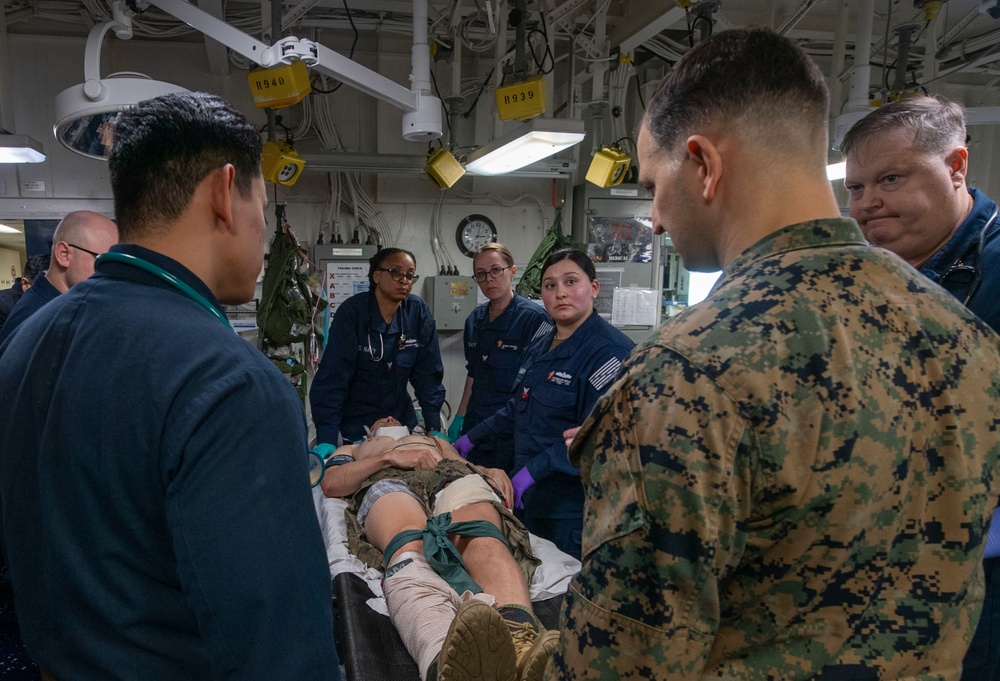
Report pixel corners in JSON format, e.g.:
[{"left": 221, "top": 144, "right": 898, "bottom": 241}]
[
  {"left": 377, "top": 267, "right": 420, "bottom": 284},
  {"left": 473, "top": 266, "right": 510, "bottom": 282},
  {"left": 67, "top": 243, "right": 101, "bottom": 258}
]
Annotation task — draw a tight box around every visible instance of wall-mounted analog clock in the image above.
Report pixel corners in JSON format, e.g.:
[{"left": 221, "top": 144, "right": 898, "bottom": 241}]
[{"left": 456, "top": 214, "right": 498, "bottom": 257}]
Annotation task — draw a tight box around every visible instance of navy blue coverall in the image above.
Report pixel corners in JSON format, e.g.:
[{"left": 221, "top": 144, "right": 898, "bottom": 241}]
[
  {"left": 311, "top": 290, "right": 445, "bottom": 445},
  {"left": 461, "top": 293, "right": 551, "bottom": 473},
  {"left": 466, "top": 310, "right": 634, "bottom": 558}
]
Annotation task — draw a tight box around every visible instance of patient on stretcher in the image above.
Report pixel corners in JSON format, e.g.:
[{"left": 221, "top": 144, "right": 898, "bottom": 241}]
[{"left": 320, "top": 416, "right": 558, "bottom": 681}]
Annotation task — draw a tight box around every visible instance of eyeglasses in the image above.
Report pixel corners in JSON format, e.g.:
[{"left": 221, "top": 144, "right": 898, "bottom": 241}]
[
  {"left": 67, "top": 243, "right": 101, "bottom": 258},
  {"left": 376, "top": 267, "right": 420, "bottom": 284},
  {"left": 473, "top": 266, "right": 510, "bottom": 282}
]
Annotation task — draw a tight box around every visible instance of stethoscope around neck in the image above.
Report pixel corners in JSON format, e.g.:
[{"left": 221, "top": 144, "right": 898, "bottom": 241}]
[
  {"left": 941, "top": 206, "right": 999, "bottom": 306},
  {"left": 96, "top": 252, "right": 233, "bottom": 330}
]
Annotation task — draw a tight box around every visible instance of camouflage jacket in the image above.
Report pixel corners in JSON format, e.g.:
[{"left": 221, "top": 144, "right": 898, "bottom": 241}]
[
  {"left": 548, "top": 219, "right": 1000, "bottom": 680},
  {"left": 344, "top": 458, "right": 539, "bottom": 581}
]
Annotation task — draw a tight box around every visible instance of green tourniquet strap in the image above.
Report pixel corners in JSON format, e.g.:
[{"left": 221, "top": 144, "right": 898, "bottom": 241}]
[{"left": 382, "top": 513, "right": 508, "bottom": 595}]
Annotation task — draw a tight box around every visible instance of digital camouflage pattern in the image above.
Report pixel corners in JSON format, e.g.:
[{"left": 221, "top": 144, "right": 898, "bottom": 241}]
[
  {"left": 344, "top": 458, "right": 539, "bottom": 581},
  {"left": 547, "top": 219, "right": 1000, "bottom": 680}
]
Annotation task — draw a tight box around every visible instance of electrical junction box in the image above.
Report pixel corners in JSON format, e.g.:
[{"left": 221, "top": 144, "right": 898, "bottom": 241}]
[
  {"left": 586, "top": 147, "right": 632, "bottom": 187},
  {"left": 424, "top": 276, "right": 478, "bottom": 331},
  {"left": 261, "top": 140, "right": 305, "bottom": 186},
  {"left": 425, "top": 148, "right": 466, "bottom": 189},
  {"left": 247, "top": 60, "right": 312, "bottom": 109},
  {"left": 496, "top": 76, "right": 546, "bottom": 121}
]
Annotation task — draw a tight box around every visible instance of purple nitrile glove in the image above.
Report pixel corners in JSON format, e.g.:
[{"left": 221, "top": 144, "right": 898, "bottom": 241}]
[
  {"left": 511, "top": 467, "right": 535, "bottom": 510},
  {"left": 454, "top": 434, "right": 475, "bottom": 460}
]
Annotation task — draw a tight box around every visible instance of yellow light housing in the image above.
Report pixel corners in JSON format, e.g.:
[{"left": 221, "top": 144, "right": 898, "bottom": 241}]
[
  {"left": 425, "top": 148, "right": 466, "bottom": 189},
  {"left": 261, "top": 140, "right": 306, "bottom": 186},
  {"left": 496, "top": 76, "right": 546, "bottom": 122},
  {"left": 247, "top": 61, "right": 312, "bottom": 109},
  {"left": 586, "top": 147, "right": 632, "bottom": 187}
]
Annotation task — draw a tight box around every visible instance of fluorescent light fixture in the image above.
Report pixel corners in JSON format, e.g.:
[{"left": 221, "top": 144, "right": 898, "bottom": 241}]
[
  {"left": 0, "top": 134, "right": 46, "bottom": 163},
  {"left": 465, "top": 117, "right": 585, "bottom": 175},
  {"left": 0, "top": 223, "right": 22, "bottom": 234},
  {"left": 826, "top": 161, "right": 846, "bottom": 181}
]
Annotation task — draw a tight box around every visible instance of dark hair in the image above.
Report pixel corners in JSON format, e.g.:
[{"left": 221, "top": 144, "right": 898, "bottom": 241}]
[
  {"left": 541, "top": 248, "right": 597, "bottom": 282},
  {"left": 644, "top": 27, "right": 829, "bottom": 157},
  {"left": 368, "top": 247, "right": 416, "bottom": 286},
  {"left": 22, "top": 254, "right": 50, "bottom": 283},
  {"left": 109, "top": 92, "right": 262, "bottom": 241},
  {"left": 840, "top": 96, "right": 966, "bottom": 157}
]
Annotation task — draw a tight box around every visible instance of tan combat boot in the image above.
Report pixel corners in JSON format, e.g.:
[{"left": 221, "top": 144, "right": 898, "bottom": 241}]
[
  {"left": 509, "top": 622, "right": 559, "bottom": 681},
  {"left": 436, "top": 599, "right": 518, "bottom": 681}
]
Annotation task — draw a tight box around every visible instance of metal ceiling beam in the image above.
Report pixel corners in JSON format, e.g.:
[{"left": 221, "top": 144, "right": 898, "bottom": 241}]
[{"left": 614, "top": 4, "right": 684, "bottom": 54}]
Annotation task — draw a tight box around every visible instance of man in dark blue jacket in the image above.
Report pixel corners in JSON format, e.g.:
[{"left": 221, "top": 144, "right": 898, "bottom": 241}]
[
  {"left": 0, "top": 253, "right": 49, "bottom": 329},
  {"left": 0, "top": 210, "right": 117, "bottom": 344},
  {"left": 0, "top": 93, "right": 341, "bottom": 680}
]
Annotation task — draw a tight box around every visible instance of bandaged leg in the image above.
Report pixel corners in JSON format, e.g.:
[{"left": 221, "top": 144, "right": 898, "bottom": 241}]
[{"left": 383, "top": 550, "right": 496, "bottom": 681}]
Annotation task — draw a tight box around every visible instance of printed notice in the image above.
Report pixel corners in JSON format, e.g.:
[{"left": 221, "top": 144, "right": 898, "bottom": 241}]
[{"left": 611, "top": 287, "right": 659, "bottom": 326}]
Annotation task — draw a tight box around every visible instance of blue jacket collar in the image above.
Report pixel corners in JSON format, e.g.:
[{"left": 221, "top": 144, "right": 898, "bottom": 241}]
[{"left": 921, "top": 187, "right": 998, "bottom": 282}]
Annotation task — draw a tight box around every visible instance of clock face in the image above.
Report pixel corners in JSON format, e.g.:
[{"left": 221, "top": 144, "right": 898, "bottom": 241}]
[{"left": 456, "top": 214, "right": 498, "bottom": 257}]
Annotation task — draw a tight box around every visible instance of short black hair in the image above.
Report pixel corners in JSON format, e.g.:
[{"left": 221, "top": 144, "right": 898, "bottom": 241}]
[
  {"left": 644, "top": 27, "right": 829, "bottom": 157},
  {"left": 541, "top": 248, "right": 597, "bottom": 282},
  {"left": 840, "top": 96, "right": 966, "bottom": 157},
  {"left": 368, "top": 247, "right": 417, "bottom": 286},
  {"left": 109, "top": 92, "right": 262, "bottom": 241},
  {"left": 22, "top": 254, "right": 50, "bottom": 283}
]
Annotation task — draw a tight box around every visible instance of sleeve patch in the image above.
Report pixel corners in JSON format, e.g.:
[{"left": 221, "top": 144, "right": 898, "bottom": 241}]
[{"left": 589, "top": 357, "right": 622, "bottom": 392}]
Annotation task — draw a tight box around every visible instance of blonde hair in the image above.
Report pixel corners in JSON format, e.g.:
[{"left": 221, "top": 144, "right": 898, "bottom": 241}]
[{"left": 475, "top": 243, "right": 514, "bottom": 268}]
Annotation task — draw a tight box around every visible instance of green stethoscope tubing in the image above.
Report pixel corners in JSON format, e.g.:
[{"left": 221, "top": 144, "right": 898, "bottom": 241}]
[{"left": 96, "top": 252, "right": 233, "bottom": 330}]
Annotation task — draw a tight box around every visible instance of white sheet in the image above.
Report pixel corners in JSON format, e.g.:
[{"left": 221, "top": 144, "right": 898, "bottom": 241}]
[{"left": 313, "top": 488, "right": 581, "bottom": 614}]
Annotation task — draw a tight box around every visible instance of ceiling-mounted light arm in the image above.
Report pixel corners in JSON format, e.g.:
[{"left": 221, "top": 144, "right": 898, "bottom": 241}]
[
  {"left": 81, "top": 4, "right": 134, "bottom": 100},
  {"left": 306, "top": 42, "right": 417, "bottom": 112},
  {"left": 134, "top": 0, "right": 271, "bottom": 65},
  {"left": 137, "top": 0, "right": 440, "bottom": 140}
]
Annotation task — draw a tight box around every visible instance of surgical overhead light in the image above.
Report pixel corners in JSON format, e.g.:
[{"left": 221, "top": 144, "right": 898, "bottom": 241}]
[
  {"left": 53, "top": 8, "right": 187, "bottom": 160},
  {"left": 464, "top": 117, "right": 585, "bottom": 176},
  {"left": 52, "top": 0, "right": 442, "bottom": 161},
  {"left": 0, "top": 133, "right": 46, "bottom": 163},
  {"left": 585, "top": 146, "right": 632, "bottom": 188}
]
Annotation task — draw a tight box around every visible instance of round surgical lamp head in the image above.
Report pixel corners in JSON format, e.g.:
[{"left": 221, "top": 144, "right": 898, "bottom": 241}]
[{"left": 53, "top": 73, "right": 189, "bottom": 160}]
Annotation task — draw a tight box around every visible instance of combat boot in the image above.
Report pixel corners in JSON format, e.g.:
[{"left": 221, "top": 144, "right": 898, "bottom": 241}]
[
  {"left": 435, "top": 599, "right": 518, "bottom": 681},
  {"left": 509, "top": 622, "right": 559, "bottom": 681}
]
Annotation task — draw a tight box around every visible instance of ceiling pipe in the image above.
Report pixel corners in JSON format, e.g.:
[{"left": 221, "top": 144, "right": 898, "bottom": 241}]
[{"left": 831, "top": 0, "right": 875, "bottom": 149}]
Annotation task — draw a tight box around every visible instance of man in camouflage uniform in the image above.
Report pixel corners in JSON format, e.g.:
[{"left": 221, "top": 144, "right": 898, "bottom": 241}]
[
  {"left": 319, "top": 417, "right": 557, "bottom": 681},
  {"left": 548, "top": 27, "right": 1000, "bottom": 680},
  {"left": 843, "top": 96, "right": 1000, "bottom": 681}
]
